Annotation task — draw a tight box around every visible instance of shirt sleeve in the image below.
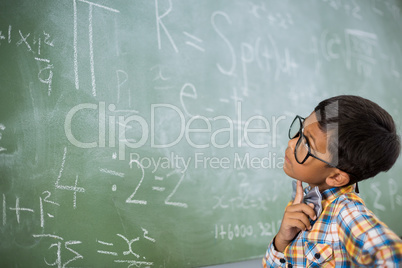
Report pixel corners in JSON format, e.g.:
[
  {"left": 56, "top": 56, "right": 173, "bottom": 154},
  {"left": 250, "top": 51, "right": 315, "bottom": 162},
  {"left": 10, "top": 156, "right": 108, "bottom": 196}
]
[
  {"left": 262, "top": 237, "right": 287, "bottom": 268},
  {"left": 337, "top": 201, "right": 402, "bottom": 267}
]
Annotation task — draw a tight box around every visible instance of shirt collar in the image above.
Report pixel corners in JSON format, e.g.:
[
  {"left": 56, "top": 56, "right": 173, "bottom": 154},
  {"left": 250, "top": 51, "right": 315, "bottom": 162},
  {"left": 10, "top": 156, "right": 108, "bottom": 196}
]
[
  {"left": 321, "top": 184, "right": 355, "bottom": 205},
  {"left": 291, "top": 180, "right": 356, "bottom": 218}
]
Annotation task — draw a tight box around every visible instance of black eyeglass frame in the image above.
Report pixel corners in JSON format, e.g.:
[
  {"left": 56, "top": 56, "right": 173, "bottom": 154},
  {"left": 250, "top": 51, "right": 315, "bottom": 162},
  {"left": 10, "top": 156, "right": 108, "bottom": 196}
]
[
  {"left": 288, "top": 115, "right": 359, "bottom": 192},
  {"left": 288, "top": 115, "right": 338, "bottom": 167}
]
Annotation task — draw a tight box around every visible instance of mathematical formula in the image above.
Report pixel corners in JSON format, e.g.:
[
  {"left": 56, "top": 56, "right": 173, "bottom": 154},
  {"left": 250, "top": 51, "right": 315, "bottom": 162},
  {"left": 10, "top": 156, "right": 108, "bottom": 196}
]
[
  {"left": 214, "top": 221, "right": 282, "bottom": 241},
  {"left": 32, "top": 227, "right": 156, "bottom": 268},
  {"left": 0, "top": 24, "right": 55, "bottom": 95}
]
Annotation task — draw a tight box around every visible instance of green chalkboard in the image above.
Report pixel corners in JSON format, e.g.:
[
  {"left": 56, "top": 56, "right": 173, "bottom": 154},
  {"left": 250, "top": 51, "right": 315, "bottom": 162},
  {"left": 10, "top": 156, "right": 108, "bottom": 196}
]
[{"left": 1, "top": 0, "right": 402, "bottom": 267}]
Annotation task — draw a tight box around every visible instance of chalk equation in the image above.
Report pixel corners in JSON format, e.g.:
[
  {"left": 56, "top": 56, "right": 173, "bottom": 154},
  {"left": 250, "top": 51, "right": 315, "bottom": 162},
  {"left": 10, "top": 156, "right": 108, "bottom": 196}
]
[
  {"left": 114, "top": 158, "right": 188, "bottom": 208},
  {"left": 247, "top": 2, "right": 294, "bottom": 29},
  {"left": 154, "top": 0, "right": 299, "bottom": 104},
  {"left": 2, "top": 191, "right": 59, "bottom": 229},
  {"left": 33, "top": 227, "right": 156, "bottom": 268},
  {"left": 321, "top": 0, "right": 362, "bottom": 19},
  {"left": 1, "top": 146, "right": 89, "bottom": 229},
  {"left": 212, "top": 172, "right": 279, "bottom": 211},
  {"left": 303, "top": 28, "right": 381, "bottom": 77},
  {"left": 321, "top": 0, "right": 401, "bottom": 21},
  {"left": 0, "top": 24, "right": 55, "bottom": 95},
  {"left": 97, "top": 151, "right": 189, "bottom": 209},
  {"left": 214, "top": 220, "right": 281, "bottom": 241},
  {"left": 1, "top": 147, "right": 86, "bottom": 230}
]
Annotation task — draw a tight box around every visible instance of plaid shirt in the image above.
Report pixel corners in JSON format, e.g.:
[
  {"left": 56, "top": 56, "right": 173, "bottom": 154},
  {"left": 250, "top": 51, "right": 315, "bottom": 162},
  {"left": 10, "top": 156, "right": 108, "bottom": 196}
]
[{"left": 263, "top": 185, "right": 402, "bottom": 267}]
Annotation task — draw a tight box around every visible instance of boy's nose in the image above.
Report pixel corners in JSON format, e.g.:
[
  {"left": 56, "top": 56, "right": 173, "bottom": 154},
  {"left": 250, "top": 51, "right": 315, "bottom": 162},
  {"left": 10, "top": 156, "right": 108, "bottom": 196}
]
[{"left": 288, "top": 137, "right": 297, "bottom": 150}]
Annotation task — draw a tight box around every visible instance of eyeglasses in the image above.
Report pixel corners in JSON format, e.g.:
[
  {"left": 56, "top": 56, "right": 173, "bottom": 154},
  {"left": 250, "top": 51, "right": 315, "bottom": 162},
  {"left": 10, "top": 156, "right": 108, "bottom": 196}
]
[
  {"left": 288, "top": 115, "right": 338, "bottom": 167},
  {"left": 288, "top": 115, "right": 359, "bottom": 192}
]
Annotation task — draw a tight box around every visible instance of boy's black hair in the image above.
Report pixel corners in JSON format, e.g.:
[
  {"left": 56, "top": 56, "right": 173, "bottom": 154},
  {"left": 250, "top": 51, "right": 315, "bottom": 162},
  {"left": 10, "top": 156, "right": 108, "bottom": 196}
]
[{"left": 314, "top": 95, "right": 400, "bottom": 185}]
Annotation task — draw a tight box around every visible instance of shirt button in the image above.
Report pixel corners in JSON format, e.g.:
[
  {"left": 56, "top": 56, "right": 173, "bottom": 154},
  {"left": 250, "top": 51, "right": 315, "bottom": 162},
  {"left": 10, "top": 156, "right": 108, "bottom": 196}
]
[
  {"left": 315, "top": 252, "right": 321, "bottom": 259},
  {"left": 279, "top": 258, "right": 286, "bottom": 263}
]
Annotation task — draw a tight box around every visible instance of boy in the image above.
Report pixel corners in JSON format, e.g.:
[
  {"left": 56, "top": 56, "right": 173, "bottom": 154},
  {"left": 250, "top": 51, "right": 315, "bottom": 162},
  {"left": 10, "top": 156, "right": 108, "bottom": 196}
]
[{"left": 263, "top": 95, "right": 402, "bottom": 267}]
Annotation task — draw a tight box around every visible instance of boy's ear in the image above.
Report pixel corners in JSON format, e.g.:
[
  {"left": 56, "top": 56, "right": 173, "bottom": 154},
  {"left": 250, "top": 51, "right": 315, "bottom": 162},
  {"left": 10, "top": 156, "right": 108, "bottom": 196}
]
[{"left": 325, "top": 170, "right": 350, "bottom": 188}]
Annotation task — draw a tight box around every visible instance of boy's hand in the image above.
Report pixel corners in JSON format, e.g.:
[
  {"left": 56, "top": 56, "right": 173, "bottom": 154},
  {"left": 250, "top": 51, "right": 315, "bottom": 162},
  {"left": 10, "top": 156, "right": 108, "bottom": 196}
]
[{"left": 274, "top": 180, "right": 317, "bottom": 253}]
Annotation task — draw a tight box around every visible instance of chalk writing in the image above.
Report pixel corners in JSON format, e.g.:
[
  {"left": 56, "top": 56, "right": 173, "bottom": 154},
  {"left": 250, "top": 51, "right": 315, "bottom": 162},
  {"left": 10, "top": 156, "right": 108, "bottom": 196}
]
[
  {"left": 212, "top": 194, "right": 271, "bottom": 211},
  {"left": 164, "top": 171, "right": 188, "bottom": 208},
  {"left": 258, "top": 221, "right": 281, "bottom": 237},
  {"left": 248, "top": 2, "right": 265, "bottom": 19},
  {"left": 72, "top": 0, "right": 119, "bottom": 95},
  {"left": 16, "top": 30, "right": 32, "bottom": 52},
  {"left": 183, "top": 31, "right": 205, "bottom": 52},
  {"left": 0, "top": 25, "right": 55, "bottom": 95},
  {"left": 40, "top": 191, "right": 60, "bottom": 228},
  {"left": 389, "top": 178, "right": 402, "bottom": 210},
  {"left": 345, "top": 29, "right": 377, "bottom": 77},
  {"left": 212, "top": 172, "right": 276, "bottom": 211},
  {"left": 2, "top": 191, "right": 59, "bottom": 229},
  {"left": 371, "top": 182, "right": 386, "bottom": 211},
  {"left": 215, "top": 223, "right": 253, "bottom": 240},
  {"left": 267, "top": 13, "right": 294, "bottom": 29},
  {"left": 383, "top": 43, "right": 401, "bottom": 79},
  {"left": 384, "top": 1, "right": 401, "bottom": 20},
  {"left": 126, "top": 156, "right": 188, "bottom": 208},
  {"left": 321, "top": 0, "right": 362, "bottom": 19},
  {"left": 116, "top": 69, "right": 130, "bottom": 105},
  {"left": 36, "top": 57, "right": 54, "bottom": 96},
  {"left": 372, "top": 0, "right": 401, "bottom": 20},
  {"left": 368, "top": 178, "right": 402, "bottom": 212},
  {"left": 247, "top": 3, "right": 295, "bottom": 29},
  {"left": 55, "top": 147, "right": 85, "bottom": 209},
  {"left": 214, "top": 221, "right": 281, "bottom": 241},
  {"left": 100, "top": 168, "right": 125, "bottom": 178},
  {"left": 127, "top": 159, "right": 147, "bottom": 205},
  {"left": 33, "top": 234, "right": 83, "bottom": 268},
  {"left": 8, "top": 197, "right": 34, "bottom": 224},
  {"left": 267, "top": 35, "right": 298, "bottom": 80},
  {"left": 151, "top": 64, "right": 174, "bottom": 90},
  {"left": 117, "top": 234, "right": 140, "bottom": 257},
  {"left": 100, "top": 167, "right": 125, "bottom": 191},
  {"left": 0, "top": 123, "right": 6, "bottom": 153},
  {"left": 155, "top": 0, "right": 178, "bottom": 53},
  {"left": 180, "top": 82, "right": 198, "bottom": 117},
  {"left": 303, "top": 29, "right": 378, "bottom": 77},
  {"left": 320, "top": 30, "right": 342, "bottom": 62},
  {"left": 97, "top": 228, "right": 156, "bottom": 266},
  {"left": 211, "top": 11, "right": 236, "bottom": 76}
]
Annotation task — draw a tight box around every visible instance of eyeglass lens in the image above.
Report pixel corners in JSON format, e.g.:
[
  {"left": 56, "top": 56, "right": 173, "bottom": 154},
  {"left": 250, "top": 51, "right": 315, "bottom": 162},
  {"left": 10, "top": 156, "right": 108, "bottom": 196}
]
[
  {"left": 289, "top": 117, "right": 301, "bottom": 139},
  {"left": 295, "top": 135, "right": 309, "bottom": 163},
  {"left": 289, "top": 116, "right": 309, "bottom": 164}
]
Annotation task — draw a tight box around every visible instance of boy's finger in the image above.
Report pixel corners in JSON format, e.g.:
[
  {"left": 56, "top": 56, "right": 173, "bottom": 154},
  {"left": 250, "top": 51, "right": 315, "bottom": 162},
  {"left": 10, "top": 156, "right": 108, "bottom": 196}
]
[
  {"left": 307, "top": 203, "right": 317, "bottom": 220},
  {"left": 292, "top": 180, "right": 304, "bottom": 204}
]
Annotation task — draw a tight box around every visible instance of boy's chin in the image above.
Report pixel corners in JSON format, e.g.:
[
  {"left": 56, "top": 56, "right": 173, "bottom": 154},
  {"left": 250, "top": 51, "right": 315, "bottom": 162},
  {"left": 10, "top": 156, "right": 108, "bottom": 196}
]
[
  {"left": 283, "top": 166, "right": 304, "bottom": 182},
  {"left": 283, "top": 164, "right": 295, "bottom": 178}
]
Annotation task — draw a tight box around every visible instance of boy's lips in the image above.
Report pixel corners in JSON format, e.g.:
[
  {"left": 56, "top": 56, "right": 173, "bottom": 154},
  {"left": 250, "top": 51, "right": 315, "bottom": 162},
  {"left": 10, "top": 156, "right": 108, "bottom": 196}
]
[
  {"left": 285, "top": 155, "right": 291, "bottom": 165},
  {"left": 284, "top": 148, "right": 292, "bottom": 164}
]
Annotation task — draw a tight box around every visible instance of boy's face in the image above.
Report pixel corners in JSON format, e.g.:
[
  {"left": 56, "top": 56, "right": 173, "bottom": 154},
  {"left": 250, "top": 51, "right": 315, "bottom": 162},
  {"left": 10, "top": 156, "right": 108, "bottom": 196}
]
[{"left": 283, "top": 112, "right": 335, "bottom": 191}]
